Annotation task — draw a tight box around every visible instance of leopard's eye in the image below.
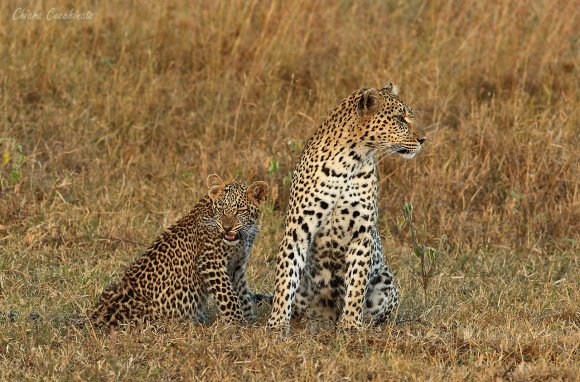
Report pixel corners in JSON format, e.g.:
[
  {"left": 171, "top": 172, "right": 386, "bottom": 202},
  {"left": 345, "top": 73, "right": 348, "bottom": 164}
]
[
  {"left": 395, "top": 115, "right": 407, "bottom": 125},
  {"left": 237, "top": 207, "right": 248, "bottom": 214}
]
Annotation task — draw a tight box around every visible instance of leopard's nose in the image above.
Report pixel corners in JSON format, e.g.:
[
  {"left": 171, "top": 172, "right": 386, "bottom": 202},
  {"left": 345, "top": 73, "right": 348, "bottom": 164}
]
[{"left": 418, "top": 136, "right": 426, "bottom": 144}]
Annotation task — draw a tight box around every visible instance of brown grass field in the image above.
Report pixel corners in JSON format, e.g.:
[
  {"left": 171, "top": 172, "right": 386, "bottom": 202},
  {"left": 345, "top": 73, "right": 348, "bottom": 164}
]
[{"left": 1, "top": 0, "right": 579, "bottom": 380}]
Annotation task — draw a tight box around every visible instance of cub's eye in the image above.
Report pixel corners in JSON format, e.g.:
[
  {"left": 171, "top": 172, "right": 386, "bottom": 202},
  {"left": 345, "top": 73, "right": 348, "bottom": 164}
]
[{"left": 237, "top": 207, "right": 248, "bottom": 213}]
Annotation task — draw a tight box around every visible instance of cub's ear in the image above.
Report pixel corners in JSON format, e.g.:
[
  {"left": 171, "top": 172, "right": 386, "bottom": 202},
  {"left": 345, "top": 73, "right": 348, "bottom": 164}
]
[
  {"left": 207, "top": 174, "right": 225, "bottom": 201},
  {"left": 356, "top": 88, "right": 381, "bottom": 118},
  {"left": 246, "top": 181, "right": 269, "bottom": 206},
  {"left": 207, "top": 174, "right": 225, "bottom": 190}
]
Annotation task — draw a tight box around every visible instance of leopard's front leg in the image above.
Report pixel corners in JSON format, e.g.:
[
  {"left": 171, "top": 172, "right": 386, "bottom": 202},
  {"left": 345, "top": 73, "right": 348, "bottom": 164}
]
[
  {"left": 267, "top": 160, "right": 343, "bottom": 331},
  {"left": 267, "top": 234, "right": 308, "bottom": 329},
  {"left": 339, "top": 235, "right": 372, "bottom": 329}
]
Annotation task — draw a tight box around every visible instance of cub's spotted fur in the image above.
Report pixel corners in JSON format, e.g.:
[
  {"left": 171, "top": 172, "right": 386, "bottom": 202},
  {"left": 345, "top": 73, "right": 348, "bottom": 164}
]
[
  {"left": 267, "top": 84, "right": 425, "bottom": 331},
  {"left": 91, "top": 175, "right": 269, "bottom": 326}
]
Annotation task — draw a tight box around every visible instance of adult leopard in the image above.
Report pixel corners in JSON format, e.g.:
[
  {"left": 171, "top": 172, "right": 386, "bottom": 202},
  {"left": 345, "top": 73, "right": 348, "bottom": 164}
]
[{"left": 267, "top": 84, "right": 425, "bottom": 331}]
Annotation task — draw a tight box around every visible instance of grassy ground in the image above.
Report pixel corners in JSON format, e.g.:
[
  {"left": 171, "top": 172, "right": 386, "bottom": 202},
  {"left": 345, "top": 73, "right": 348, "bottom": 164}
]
[{"left": 1, "top": 0, "right": 578, "bottom": 380}]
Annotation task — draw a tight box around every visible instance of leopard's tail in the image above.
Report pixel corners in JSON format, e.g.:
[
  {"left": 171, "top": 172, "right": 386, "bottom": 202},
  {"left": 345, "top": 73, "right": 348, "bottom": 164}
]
[{"left": 251, "top": 292, "right": 273, "bottom": 305}]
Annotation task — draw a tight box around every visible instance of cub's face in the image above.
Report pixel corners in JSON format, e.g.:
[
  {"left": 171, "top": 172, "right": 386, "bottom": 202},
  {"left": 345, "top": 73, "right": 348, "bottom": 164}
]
[
  {"left": 206, "top": 175, "right": 269, "bottom": 245},
  {"left": 355, "top": 84, "right": 425, "bottom": 159}
]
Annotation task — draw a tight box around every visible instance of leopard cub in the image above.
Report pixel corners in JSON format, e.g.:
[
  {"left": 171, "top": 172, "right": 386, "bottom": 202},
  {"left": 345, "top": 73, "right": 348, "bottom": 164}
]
[{"left": 91, "top": 174, "right": 269, "bottom": 326}]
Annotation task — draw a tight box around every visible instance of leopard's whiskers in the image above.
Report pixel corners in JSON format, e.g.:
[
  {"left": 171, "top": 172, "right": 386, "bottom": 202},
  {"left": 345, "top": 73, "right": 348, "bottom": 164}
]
[{"left": 376, "top": 149, "right": 397, "bottom": 164}]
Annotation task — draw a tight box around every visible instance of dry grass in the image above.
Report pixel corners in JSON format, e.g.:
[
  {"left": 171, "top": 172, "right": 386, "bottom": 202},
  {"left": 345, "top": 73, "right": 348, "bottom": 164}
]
[{"left": 1, "top": 0, "right": 578, "bottom": 380}]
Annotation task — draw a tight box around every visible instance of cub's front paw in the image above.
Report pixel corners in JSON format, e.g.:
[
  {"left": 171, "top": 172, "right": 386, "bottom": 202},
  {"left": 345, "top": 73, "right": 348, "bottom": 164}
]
[{"left": 219, "top": 311, "right": 244, "bottom": 324}]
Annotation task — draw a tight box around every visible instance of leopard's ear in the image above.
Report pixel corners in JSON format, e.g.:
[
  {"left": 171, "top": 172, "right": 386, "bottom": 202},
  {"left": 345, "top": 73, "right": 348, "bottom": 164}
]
[
  {"left": 246, "top": 181, "right": 269, "bottom": 206},
  {"left": 383, "top": 82, "right": 399, "bottom": 95},
  {"left": 356, "top": 88, "right": 381, "bottom": 118},
  {"left": 207, "top": 174, "right": 225, "bottom": 201}
]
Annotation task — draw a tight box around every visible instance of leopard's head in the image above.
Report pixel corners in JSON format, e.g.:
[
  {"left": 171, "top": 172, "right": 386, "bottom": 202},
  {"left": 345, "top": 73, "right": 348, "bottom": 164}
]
[
  {"left": 206, "top": 174, "right": 269, "bottom": 245},
  {"left": 353, "top": 83, "right": 425, "bottom": 159}
]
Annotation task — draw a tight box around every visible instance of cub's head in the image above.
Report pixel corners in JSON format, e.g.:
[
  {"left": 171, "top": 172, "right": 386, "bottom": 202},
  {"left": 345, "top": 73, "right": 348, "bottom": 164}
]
[
  {"left": 353, "top": 83, "right": 425, "bottom": 158},
  {"left": 206, "top": 174, "right": 269, "bottom": 245}
]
